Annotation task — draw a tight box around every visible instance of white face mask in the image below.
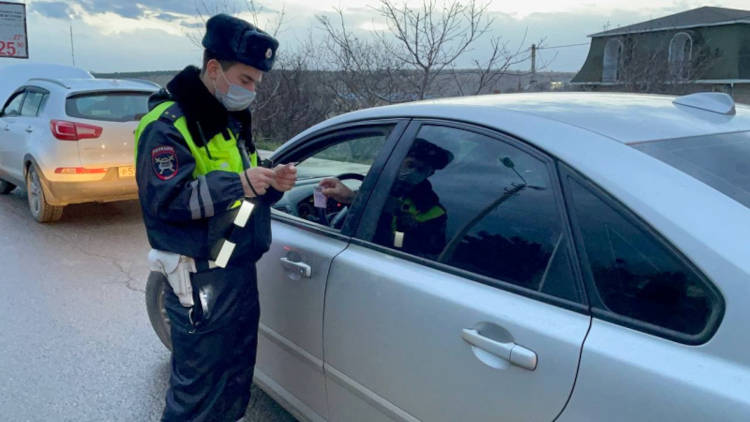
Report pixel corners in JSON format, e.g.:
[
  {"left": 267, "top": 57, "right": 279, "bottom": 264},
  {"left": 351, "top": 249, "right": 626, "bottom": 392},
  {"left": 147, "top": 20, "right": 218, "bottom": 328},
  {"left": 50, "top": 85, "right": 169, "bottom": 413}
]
[{"left": 214, "top": 68, "right": 256, "bottom": 111}]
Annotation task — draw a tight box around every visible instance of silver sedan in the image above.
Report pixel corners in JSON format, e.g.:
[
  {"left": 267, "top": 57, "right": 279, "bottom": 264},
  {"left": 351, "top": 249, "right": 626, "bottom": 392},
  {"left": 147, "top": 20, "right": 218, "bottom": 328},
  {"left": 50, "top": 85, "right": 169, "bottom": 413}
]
[{"left": 148, "top": 92, "right": 750, "bottom": 421}]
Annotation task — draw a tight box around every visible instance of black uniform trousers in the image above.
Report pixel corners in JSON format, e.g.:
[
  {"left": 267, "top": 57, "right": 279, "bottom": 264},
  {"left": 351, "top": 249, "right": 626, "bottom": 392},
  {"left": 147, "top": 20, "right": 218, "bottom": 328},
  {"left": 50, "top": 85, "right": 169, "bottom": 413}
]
[{"left": 162, "top": 261, "right": 260, "bottom": 422}]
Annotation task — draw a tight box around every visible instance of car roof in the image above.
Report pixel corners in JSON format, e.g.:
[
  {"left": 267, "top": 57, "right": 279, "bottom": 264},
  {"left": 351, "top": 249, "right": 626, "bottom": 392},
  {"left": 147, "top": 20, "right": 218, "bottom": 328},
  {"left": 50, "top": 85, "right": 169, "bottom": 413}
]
[
  {"left": 303, "top": 92, "right": 750, "bottom": 145},
  {"left": 26, "top": 78, "right": 159, "bottom": 94}
]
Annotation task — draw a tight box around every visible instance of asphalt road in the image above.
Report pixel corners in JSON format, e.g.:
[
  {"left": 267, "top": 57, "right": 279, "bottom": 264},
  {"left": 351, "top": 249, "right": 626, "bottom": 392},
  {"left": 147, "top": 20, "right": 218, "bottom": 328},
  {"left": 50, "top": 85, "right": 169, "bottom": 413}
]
[{"left": 0, "top": 188, "right": 296, "bottom": 422}]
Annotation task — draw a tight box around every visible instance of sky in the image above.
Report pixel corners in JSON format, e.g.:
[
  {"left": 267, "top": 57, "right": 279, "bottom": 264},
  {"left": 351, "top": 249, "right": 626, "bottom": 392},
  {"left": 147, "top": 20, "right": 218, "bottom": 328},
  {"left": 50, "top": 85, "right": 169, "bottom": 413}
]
[{"left": 1, "top": 0, "right": 749, "bottom": 73}]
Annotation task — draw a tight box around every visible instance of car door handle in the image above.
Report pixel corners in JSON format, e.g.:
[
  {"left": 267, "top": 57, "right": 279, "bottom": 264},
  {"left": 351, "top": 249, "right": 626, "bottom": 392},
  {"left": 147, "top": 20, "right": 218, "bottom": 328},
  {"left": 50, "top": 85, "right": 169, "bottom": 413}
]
[
  {"left": 461, "top": 328, "right": 537, "bottom": 371},
  {"left": 280, "top": 257, "right": 312, "bottom": 278},
  {"left": 25, "top": 126, "right": 33, "bottom": 133}
]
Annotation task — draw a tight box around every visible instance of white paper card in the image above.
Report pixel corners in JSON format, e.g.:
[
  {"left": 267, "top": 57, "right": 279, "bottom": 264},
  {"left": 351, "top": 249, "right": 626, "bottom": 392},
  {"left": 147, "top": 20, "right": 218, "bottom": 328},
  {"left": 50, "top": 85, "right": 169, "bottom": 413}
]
[{"left": 313, "top": 187, "right": 327, "bottom": 208}]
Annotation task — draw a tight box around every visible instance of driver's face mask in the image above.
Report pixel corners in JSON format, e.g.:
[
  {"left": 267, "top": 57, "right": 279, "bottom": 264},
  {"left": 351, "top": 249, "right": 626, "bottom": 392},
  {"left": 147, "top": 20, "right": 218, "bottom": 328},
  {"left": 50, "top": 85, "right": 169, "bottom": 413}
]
[
  {"left": 397, "top": 159, "right": 431, "bottom": 186},
  {"left": 393, "top": 164, "right": 430, "bottom": 196},
  {"left": 214, "top": 67, "right": 256, "bottom": 111}
]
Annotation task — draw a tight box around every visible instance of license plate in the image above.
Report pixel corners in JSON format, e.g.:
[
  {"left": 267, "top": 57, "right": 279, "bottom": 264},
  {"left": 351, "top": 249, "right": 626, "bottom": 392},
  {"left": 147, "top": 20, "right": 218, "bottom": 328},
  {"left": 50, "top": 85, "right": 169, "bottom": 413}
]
[{"left": 118, "top": 166, "right": 135, "bottom": 178}]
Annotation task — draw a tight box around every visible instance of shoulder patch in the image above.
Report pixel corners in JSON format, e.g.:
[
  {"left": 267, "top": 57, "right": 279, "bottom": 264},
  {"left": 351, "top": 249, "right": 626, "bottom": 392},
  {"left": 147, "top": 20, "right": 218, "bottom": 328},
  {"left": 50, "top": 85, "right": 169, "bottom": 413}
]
[{"left": 152, "top": 146, "right": 179, "bottom": 180}]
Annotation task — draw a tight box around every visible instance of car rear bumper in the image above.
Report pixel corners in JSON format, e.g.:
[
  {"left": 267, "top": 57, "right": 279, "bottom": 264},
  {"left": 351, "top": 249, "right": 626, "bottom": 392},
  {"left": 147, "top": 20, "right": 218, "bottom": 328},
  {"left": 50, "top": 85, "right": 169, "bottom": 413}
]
[{"left": 38, "top": 168, "right": 138, "bottom": 206}]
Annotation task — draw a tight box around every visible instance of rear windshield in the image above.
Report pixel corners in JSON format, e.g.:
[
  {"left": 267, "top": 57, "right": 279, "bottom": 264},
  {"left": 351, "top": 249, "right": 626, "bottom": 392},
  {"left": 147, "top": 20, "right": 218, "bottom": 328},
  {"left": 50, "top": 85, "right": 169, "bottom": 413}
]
[
  {"left": 66, "top": 91, "right": 150, "bottom": 122},
  {"left": 632, "top": 131, "right": 750, "bottom": 209}
]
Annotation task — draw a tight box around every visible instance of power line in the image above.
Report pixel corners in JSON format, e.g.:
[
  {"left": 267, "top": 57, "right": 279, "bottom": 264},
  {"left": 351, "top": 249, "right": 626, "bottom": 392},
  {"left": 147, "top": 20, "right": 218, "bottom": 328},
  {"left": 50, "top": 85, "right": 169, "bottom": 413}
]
[{"left": 537, "top": 42, "right": 589, "bottom": 50}]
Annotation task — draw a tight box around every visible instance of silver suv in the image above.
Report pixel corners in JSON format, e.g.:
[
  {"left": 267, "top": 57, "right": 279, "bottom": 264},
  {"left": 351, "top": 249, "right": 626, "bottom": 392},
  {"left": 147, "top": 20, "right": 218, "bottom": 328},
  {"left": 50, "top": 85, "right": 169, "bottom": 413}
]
[{"left": 0, "top": 76, "right": 158, "bottom": 222}]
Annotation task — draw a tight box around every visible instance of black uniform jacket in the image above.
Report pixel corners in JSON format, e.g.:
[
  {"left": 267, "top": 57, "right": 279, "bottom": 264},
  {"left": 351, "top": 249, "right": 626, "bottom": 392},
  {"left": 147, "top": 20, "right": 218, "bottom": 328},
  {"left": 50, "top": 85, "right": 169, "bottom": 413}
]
[{"left": 135, "top": 66, "right": 281, "bottom": 265}]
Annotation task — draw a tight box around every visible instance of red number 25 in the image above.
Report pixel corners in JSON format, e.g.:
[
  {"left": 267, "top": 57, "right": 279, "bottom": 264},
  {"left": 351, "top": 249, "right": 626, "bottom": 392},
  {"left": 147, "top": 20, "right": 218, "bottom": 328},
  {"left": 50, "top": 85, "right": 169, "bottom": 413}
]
[{"left": 0, "top": 41, "right": 18, "bottom": 56}]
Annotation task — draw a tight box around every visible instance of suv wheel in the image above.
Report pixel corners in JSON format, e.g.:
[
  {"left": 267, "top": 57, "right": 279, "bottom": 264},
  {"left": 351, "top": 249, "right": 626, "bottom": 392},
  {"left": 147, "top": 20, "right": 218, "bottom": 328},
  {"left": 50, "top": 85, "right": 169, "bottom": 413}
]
[
  {"left": 146, "top": 271, "right": 173, "bottom": 351},
  {"left": 0, "top": 179, "right": 15, "bottom": 194},
  {"left": 26, "top": 165, "right": 63, "bottom": 223}
]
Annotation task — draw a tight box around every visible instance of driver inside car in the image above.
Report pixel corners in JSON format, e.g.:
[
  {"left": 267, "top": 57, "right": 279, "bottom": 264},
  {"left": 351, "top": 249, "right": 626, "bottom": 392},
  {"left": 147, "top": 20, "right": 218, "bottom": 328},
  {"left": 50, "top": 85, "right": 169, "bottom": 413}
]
[{"left": 318, "top": 138, "right": 454, "bottom": 257}]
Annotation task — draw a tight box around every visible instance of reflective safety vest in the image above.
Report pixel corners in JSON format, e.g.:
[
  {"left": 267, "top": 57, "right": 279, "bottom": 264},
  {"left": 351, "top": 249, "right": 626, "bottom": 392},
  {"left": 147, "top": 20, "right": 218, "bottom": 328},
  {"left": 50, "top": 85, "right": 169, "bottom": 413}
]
[
  {"left": 391, "top": 196, "right": 446, "bottom": 231},
  {"left": 134, "top": 100, "right": 258, "bottom": 179}
]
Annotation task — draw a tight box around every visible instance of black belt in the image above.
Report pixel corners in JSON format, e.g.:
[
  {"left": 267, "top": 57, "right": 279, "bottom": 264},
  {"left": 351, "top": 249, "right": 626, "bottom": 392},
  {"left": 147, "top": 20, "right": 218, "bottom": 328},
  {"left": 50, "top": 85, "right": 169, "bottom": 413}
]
[{"left": 195, "top": 259, "right": 216, "bottom": 273}]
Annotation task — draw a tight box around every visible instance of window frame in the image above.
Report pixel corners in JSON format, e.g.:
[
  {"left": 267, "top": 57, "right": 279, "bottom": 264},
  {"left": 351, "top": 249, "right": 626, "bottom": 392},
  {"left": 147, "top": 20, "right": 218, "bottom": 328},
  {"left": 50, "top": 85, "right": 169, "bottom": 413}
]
[
  {"left": 559, "top": 163, "right": 725, "bottom": 345},
  {"left": 1, "top": 90, "right": 26, "bottom": 117},
  {"left": 602, "top": 38, "right": 624, "bottom": 83},
  {"left": 268, "top": 118, "right": 410, "bottom": 240},
  {"left": 352, "top": 118, "right": 590, "bottom": 313},
  {"left": 668, "top": 32, "right": 693, "bottom": 80},
  {"left": 18, "top": 86, "right": 49, "bottom": 117}
]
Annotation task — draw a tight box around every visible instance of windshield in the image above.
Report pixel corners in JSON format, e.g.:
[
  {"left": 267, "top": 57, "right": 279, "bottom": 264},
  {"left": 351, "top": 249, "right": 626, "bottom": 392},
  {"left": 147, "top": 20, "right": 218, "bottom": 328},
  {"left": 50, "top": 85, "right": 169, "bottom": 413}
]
[
  {"left": 632, "top": 131, "right": 750, "bottom": 209},
  {"left": 66, "top": 91, "right": 150, "bottom": 122}
]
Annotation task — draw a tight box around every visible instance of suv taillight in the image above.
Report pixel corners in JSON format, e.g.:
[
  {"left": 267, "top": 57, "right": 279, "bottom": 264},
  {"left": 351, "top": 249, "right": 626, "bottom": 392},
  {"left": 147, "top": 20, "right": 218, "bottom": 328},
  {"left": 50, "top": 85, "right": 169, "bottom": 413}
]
[{"left": 50, "top": 120, "right": 103, "bottom": 141}]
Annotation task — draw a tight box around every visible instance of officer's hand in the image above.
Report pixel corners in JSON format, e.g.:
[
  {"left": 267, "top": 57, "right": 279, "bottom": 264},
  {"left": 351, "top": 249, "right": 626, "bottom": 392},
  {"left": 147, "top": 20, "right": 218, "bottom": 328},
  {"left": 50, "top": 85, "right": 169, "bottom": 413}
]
[
  {"left": 271, "top": 163, "right": 297, "bottom": 192},
  {"left": 242, "top": 167, "right": 275, "bottom": 197},
  {"left": 319, "top": 178, "right": 355, "bottom": 204}
]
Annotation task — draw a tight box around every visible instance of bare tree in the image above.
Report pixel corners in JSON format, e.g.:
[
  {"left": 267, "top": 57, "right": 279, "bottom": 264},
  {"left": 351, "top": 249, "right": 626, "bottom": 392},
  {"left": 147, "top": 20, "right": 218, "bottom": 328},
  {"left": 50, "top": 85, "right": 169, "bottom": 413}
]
[
  {"left": 318, "top": 9, "right": 408, "bottom": 111},
  {"left": 253, "top": 39, "right": 340, "bottom": 144},
  {"left": 375, "top": 0, "right": 493, "bottom": 99},
  {"left": 614, "top": 33, "right": 719, "bottom": 94},
  {"left": 319, "top": 0, "right": 542, "bottom": 107}
]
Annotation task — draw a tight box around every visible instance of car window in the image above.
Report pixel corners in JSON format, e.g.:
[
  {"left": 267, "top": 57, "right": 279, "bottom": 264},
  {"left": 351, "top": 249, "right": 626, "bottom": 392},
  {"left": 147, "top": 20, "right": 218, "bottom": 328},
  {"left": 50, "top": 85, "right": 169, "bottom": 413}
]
[
  {"left": 20, "top": 91, "right": 45, "bottom": 117},
  {"left": 369, "top": 125, "right": 582, "bottom": 303},
  {"left": 272, "top": 125, "right": 393, "bottom": 229},
  {"left": 2, "top": 92, "right": 25, "bottom": 117},
  {"left": 66, "top": 91, "right": 150, "bottom": 122},
  {"left": 567, "top": 177, "right": 723, "bottom": 339},
  {"left": 632, "top": 131, "right": 750, "bottom": 210}
]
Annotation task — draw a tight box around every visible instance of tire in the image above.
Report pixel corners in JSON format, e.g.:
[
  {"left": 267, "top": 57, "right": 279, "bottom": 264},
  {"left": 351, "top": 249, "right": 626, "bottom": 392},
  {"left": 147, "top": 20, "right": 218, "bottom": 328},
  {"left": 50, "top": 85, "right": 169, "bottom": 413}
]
[
  {"left": 146, "top": 271, "right": 173, "bottom": 351},
  {"left": 0, "top": 179, "right": 15, "bottom": 194},
  {"left": 25, "top": 165, "right": 63, "bottom": 223}
]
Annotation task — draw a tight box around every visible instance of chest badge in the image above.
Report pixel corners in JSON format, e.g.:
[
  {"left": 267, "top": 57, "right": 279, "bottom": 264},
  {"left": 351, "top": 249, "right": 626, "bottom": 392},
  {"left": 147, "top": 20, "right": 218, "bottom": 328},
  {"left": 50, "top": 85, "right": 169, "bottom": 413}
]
[{"left": 152, "top": 145, "right": 179, "bottom": 181}]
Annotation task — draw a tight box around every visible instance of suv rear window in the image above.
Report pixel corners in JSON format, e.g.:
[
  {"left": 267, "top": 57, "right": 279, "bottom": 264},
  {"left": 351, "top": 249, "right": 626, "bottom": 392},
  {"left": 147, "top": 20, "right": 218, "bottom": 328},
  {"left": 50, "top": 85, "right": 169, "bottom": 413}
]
[
  {"left": 66, "top": 91, "right": 150, "bottom": 122},
  {"left": 631, "top": 131, "right": 750, "bottom": 209}
]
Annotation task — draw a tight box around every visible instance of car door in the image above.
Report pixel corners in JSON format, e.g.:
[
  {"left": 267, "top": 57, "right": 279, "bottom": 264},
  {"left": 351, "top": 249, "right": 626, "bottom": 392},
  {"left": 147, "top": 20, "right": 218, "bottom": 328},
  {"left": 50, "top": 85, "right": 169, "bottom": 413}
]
[
  {"left": 323, "top": 121, "right": 591, "bottom": 422},
  {"left": 254, "top": 120, "right": 407, "bottom": 422},
  {"left": 0, "top": 90, "right": 26, "bottom": 183},
  {"left": 9, "top": 88, "right": 47, "bottom": 181},
  {"left": 556, "top": 166, "right": 737, "bottom": 421}
]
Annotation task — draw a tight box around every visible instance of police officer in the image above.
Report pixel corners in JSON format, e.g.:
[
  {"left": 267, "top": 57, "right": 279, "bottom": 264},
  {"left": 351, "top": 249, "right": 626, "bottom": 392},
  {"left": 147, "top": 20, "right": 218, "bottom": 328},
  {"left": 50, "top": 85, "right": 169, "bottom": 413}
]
[
  {"left": 319, "top": 138, "right": 452, "bottom": 256},
  {"left": 134, "top": 14, "right": 296, "bottom": 422}
]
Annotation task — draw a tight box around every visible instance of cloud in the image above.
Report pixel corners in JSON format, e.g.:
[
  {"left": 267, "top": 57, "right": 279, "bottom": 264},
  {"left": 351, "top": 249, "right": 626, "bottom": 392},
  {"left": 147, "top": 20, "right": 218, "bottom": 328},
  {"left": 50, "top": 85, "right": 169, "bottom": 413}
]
[
  {"left": 181, "top": 21, "right": 204, "bottom": 29},
  {"left": 156, "top": 12, "right": 180, "bottom": 22},
  {"left": 30, "top": 1, "right": 77, "bottom": 19},
  {"left": 78, "top": 0, "right": 143, "bottom": 19}
]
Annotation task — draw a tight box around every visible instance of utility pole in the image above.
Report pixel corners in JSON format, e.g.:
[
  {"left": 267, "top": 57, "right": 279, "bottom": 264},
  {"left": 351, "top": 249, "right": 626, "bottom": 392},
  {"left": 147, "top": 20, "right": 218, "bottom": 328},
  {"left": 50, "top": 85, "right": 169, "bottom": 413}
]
[
  {"left": 530, "top": 43, "right": 537, "bottom": 87},
  {"left": 69, "top": 24, "right": 76, "bottom": 67}
]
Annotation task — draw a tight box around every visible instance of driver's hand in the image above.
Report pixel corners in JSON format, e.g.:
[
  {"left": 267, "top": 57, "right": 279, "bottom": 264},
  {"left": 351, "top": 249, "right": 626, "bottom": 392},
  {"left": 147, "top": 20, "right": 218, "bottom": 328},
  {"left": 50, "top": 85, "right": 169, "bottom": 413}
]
[
  {"left": 271, "top": 163, "right": 297, "bottom": 192},
  {"left": 319, "top": 178, "right": 355, "bottom": 204}
]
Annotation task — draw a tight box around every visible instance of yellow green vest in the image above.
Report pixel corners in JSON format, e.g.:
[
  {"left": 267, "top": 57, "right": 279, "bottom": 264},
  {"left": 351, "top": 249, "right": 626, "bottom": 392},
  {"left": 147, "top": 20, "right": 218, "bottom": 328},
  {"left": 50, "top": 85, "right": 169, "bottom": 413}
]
[
  {"left": 134, "top": 100, "right": 258, "bottom": 179},
  {"left": 391, "top": 196, "right": 446, "bottom": 231}
]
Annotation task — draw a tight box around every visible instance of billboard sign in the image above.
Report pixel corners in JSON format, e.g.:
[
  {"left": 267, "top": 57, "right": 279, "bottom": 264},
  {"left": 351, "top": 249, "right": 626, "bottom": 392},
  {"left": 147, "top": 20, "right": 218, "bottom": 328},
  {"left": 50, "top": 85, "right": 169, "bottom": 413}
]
[{"left": 0, "top": 1, "right": 28, "bottom": 59}]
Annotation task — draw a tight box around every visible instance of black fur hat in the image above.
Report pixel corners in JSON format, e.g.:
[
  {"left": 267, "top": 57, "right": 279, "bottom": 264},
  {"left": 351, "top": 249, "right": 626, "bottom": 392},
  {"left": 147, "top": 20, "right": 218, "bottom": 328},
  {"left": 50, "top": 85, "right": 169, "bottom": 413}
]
[
  {"left": 202, "top": 14, "right": 279, "bottom": 72},
  {"left": 410, "top": 139, "right": 454, "bottom": 170}
]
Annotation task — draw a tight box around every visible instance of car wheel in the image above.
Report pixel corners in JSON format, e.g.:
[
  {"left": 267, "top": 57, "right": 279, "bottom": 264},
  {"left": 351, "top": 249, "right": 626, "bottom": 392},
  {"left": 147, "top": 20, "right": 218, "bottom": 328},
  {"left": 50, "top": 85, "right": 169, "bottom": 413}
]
[
  {"left": 146, "top": 271, "right": 173, "bottom": 351},
  {"left": 25, "top": 165, "right": 63, "bottom": 223},
  {"left": 0, "top": 179, "right": 15, "bottom": 194}
]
